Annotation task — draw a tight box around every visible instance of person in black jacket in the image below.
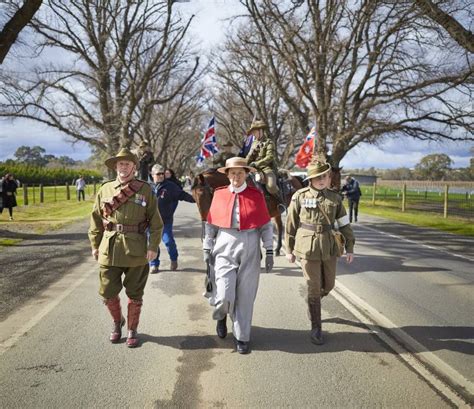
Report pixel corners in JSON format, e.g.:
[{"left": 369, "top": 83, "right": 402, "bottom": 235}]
[
  {"left": 1, "top": 174, "right": 18, "bottom": 220},
  {"left": 341, "top": 175, "right": 361, "bottom": 223},
  {"left": 149, "top": 165, "right": 195, "bottom": 273}
]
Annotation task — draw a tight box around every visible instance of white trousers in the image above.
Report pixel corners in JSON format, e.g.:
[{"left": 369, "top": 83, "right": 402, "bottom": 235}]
[{"left": 213, "top": 228, "right": 261, "bottom": 342}]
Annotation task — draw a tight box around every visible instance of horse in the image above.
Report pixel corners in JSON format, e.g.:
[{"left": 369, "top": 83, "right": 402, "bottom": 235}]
[{"left": 191, "top": 169, "right": 305, "bottom": 256}]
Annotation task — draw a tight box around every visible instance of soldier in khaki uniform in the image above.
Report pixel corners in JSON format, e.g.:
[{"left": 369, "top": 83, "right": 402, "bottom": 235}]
[
  {"left": 245, "top": 120, "right": 282, "bottom": 204},
  {"left": 88, "top": 148, "right": 163, "bottom": 348},
  {"left": 285, "top": 155, "right": 355, "bottom": 345}
]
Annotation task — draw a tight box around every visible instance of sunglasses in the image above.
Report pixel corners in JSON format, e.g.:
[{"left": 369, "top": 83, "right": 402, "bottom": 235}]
[{"left": 154, "top": 172, "right": 164, "bottom": 176}]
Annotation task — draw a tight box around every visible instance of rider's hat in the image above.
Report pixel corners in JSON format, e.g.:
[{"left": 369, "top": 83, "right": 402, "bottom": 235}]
[
  {"left": 218, "top": 157, "right": 257, "bottom": 174},
  {"left": 105, "top": 148, "right": 139, "bottom": 170},
  {"left": 247, "top": 119, "right": 267, "bottom": 133}
]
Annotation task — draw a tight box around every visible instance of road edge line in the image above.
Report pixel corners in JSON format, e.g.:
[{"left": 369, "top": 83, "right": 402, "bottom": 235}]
[{"left": 333, "top": 280, "right": 473, "bottom": 407}]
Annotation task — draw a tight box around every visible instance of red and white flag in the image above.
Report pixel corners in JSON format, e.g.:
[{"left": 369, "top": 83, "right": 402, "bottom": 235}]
[{"left": 295, "top": 127, "right": 316, "bottom": 168}]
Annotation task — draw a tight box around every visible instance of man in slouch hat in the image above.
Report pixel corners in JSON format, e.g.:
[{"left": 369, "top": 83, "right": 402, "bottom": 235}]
[{"left": 88, "top": 148, "right": 163, "bottom": 348}]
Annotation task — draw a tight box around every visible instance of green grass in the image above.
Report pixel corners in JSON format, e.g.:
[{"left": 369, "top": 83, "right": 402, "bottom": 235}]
[
  {"left": 359, "top": 202, "right": 474, "bottom": 236},
  {"left": 15, "top": 185, "right": 96, "bottom": 206},
  {"left": 0, "top": 198, "right": 93, "bottom": 245},
  {"left": 0, "top": 238, "right": 23, "bottom": 247}
]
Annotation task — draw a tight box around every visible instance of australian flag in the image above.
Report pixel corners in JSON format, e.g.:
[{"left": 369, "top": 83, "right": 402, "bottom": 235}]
[
  {"left": 196, "top": 117, "right": 219, "bottom": 167},
  {"left": 238, "top": 133, "right": 254, "bottom": 158}
]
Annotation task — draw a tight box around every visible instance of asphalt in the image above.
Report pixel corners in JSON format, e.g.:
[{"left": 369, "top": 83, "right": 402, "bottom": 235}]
[{"left": 0, "top": 203, "right": 472, "bottom": 407}]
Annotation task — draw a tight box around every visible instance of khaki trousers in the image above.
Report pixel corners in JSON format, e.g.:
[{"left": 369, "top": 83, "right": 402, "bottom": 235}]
[
  {"left": 264, "top": 170, "right": 278, "bottom": 195},
  {"left": 99, "top": 264, "right": 150, "bottom": 300},
  {"left": 300, "top": 257, "right": 337, "bottom": 298}
]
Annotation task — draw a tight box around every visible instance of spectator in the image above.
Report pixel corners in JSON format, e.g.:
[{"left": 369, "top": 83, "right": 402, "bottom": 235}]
[
  {"left": 137, "top": 141, "right": 154, "bottom": 181},
  {"left": 149, "top": 164, "right": 195, "bottom": 273},
  {"left": 75, "top": 175, "right": 86, "bottom": 201},
  {"left": 341, "top": 175, "right": 362, "bottom": 223},
  {"left": 164, "top": 168, "right": 183, "bottom": 188},
  {"left": 1, "top": 173, "right": 18, "bottom": 220},
  {"left": 0, "top": 175, "right": 4, "bottom": 214}
]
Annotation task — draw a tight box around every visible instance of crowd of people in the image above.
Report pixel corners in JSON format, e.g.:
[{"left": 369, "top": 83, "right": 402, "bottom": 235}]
[{"left": 86, "top": 127, "right": 356, "bottom": 353}]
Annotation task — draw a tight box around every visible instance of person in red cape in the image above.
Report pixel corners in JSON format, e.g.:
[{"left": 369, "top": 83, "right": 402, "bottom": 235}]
[{"left": 203, "top": 157, "right": 274, "bottom": 354}]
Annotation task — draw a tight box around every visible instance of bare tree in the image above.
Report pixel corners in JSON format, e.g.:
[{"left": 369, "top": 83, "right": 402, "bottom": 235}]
[
  {"left": 0, "top": 0, "right": 199, "bottom": 168},
  {"left": 212, "top": 25, "right": 305, "bottom": 167},
  {"left": 0, "top": 0, "right": 43, "bottom": 64},
  {"left": 242, "top": 0, "right": 473, "bottom": 168},
  {"left": 413, "top": 0, "right": 474, "bottom": 53}
]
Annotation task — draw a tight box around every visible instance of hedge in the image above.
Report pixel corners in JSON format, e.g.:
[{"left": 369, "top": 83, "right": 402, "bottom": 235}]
[{"left": 0, "top": 163, "right": 103, "bottom": 185}]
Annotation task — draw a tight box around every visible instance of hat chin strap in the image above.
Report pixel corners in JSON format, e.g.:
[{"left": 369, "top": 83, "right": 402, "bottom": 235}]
[{"left": 118, "top": 168, "right": 135, "bottom": 184}]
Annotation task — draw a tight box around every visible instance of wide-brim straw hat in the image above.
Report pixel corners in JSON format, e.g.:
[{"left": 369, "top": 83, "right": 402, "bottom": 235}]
[
  {"left": 247, "top": 119, "right": 267, "bottom": 133},
  {"left": 105, "top": 148, "right": 139, "bottom": 170},
  {"left": 217, "top": 157, "right": 257, "bottom": 174},
  {"left": 304, "top": 160, "right": 332, "bottom": 181}
]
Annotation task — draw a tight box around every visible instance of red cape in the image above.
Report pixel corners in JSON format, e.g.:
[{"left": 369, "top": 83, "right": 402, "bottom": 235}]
[{"left": 207, "top": 185, "right": 271, "bottom": 230}]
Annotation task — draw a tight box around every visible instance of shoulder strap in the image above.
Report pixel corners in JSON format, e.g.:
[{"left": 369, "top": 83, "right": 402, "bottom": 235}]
[
  {"left": 316, "top": 201, "right": 333, "bottom": 227},
  {"left": 102, "top": 179, "right": 145, "bottom": 217}
]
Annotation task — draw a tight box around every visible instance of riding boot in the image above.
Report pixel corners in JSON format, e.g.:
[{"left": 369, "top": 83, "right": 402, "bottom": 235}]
[
  {"left": 104, "top": 296, "right": 125, "bottom": 343},
  {"left": 308, "top": 297, "right": 324, "bottom": 345},
  {"left": 127, "top": 299, "right": 143, "bottom": 348}
]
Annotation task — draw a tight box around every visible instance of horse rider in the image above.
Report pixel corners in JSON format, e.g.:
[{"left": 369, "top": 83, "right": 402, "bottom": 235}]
[{"left": 245, "top": 120, "right": 283, "bottom": 208}]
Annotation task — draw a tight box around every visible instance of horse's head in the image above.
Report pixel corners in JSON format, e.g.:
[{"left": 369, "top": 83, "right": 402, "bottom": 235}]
[{"left": 191, "top": 174, "right": 214, "bottom": 221}]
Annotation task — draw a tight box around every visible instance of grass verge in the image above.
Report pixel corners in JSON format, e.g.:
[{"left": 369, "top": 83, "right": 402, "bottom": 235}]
[
  {"left": 359, "top": 203, "right": 474, "bottom": 236},
  {"left": 0, "top": 199, "right": 93, "bottom": 247}
]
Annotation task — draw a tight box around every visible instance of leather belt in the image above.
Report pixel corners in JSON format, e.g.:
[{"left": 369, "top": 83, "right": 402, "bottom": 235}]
[
  {"left": 300, "top": 223, "right": 332, "bottom": 233},
  {"left": 103, "top": 221, "right": 148, "bottom": 233}
]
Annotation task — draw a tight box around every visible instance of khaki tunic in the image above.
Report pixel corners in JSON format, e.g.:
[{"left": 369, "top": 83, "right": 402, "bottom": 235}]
[
  {"left": 285, "top": 187, "right": 355, "bottom": 260},
  {"left": 246, "top": 137, "right": 277, "bottom": 173},
  {"left": 285, "top": 186, "right": 355, "bottom": 298},
  {"left": 88, "top": 178, "right": 163, "bottom": 267}
]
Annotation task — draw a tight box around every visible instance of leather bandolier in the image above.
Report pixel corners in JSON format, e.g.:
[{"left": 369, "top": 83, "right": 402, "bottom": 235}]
[{"left": 101, "top": 179, "right": 149, "bottom": 233}]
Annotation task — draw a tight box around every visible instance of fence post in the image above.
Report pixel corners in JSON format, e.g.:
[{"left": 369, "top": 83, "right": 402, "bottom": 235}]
[
  {"left": 54, "top": 184, "right": 57, "bottom": 202},
  {"left": 93, "top": 182, "right": 97, "bottom": 196},
  {"left": 32, "top": 185, "right": 36, "bottom": 205},
  {"left": 23, "top": 184, "right": 29, "bottom": 206},
  {"left": 66, "top": 183, "right": 70, "bottom": 200},
  {"left": 372, "top": 182, "right": 376, "bottom": 205},
  {"left": 40, "top": 184, "right": 44, "bottom": 203},
  {"left": 402, "top": 183, "right": 406, "bottom": 212},
  {"left": 444, "top": 184, "right": 449, "bottom": 218}
]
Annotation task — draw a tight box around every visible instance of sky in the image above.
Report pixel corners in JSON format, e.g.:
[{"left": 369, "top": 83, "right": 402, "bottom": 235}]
[{"left": 0, "top": 0, "right": 472, "bottom": 168}]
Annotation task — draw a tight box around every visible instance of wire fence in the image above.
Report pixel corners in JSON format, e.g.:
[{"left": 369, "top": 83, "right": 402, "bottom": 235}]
[
  {"left": 361, "top": 181, "right": 474, "bottom": 220},
  {"left": 14, "top": 183, "right": 97, "bottom": 206}
]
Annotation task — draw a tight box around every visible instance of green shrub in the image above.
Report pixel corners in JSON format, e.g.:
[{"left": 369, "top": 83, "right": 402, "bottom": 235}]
[{"left": 0, "top": 163, "right": 102, "bottom": 185}]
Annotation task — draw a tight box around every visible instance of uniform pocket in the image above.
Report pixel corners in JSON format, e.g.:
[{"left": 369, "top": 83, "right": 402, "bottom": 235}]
[
  {"left": 99, "top": 231, "right": 116, "bottom": 256},
  {"left": 294, "top": 229, "right": 315, "bottom": 258},
  {"left": 123, "top": 233, "right": 147, "bottom": 257}
]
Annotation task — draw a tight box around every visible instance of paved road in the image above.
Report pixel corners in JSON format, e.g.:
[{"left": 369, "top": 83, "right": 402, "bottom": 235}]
[{"left": 0, "top": 203, "right": 472, "bottom": 407}]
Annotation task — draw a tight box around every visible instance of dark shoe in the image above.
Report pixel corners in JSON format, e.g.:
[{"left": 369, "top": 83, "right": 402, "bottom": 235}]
[
  {"left": 110, "top": 317, "right": 125, "bottom": 343},
  {"left": 310, "top": 327, "right": 324, "bottom": 345},
  {"left": 216, "top": 317, "right": 227, "bottom": 339},
  {"left": 236, "top": 340, "right": 250, "bottom": 354},
  {"left": 149, "top": 265, "right": 160, "bottom": 274},
  {"left": 170, "top": 260, "right": 178, "bottom": 271},
  {"left": 126, "top": 330, "right": 139, "bottom": 348}
]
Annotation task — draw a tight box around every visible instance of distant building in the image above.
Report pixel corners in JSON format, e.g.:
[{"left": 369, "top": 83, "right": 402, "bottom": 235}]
[{"left": 342, "top": 174, "right": 377, "bottom": 185}]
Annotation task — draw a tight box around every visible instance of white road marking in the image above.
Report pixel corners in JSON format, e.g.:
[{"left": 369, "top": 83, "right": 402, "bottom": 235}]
[
  {"left": 333, "top": 280, "right": 473, "bottom": 407},
  {"left": 0, "top": 262, "right": 95, "bottom": 356},
  {"left": 358, "top": 224, "right": 474, "bottom": 262}
]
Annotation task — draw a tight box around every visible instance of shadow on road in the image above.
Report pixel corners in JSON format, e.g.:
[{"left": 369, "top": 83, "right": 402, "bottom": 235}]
[{"left": 138, "top": 319, "right": 473, "bottom": 357}]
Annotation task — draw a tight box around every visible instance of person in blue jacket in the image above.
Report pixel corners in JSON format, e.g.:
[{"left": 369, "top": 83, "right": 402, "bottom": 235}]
[
  {"left": 341, "top": 175, "right": 362, "bottom": 223},
  {"left": 149, "top": 164, "right": 195, "bottom": 273}
]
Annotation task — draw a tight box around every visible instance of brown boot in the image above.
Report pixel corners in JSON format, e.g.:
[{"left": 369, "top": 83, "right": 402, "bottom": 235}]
[
  {"left": 308, "top": 297, "right": 324, "bottom": 345},
  {"left": 104, "top": 296, "right": 125, "bottom": 343},
  {"left": 127, "top": 299, "right": 143, "bottom": 348},
  {"left": 170, "top": 260, "right": 178, "bottom": 271}
]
